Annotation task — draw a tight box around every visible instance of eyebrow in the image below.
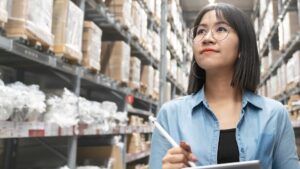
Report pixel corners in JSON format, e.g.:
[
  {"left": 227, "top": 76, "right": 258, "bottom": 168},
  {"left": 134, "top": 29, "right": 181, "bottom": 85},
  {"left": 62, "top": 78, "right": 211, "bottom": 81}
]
[{"left": 198, "top": 21, "right": 229, "bottom": 27}]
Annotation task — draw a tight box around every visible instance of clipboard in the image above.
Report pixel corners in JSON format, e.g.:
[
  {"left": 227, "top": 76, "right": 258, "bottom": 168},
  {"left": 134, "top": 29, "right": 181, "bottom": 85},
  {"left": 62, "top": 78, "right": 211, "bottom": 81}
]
[{"left": 182, "top": 160, "right": 261, "bottom": 169}]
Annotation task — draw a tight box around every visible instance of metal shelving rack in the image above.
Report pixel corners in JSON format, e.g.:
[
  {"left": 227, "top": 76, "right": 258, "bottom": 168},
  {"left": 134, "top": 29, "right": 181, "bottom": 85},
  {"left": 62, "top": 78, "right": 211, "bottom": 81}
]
[
  {"left": 0, "top": 0, "right": 190, "bottom": 169},
  {"left": 258, "top": 0, "right": 300, "bottom": 103}
]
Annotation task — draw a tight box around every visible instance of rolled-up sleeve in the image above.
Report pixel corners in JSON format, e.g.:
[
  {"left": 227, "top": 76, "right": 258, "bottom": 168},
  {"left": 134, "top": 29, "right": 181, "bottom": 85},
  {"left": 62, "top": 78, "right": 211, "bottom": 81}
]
[
  {"left": 149, "top": 104, "right": 172, "bottom": 169},
  {"left": 273, "top": 107, "right": 300, "bottom": 169}
]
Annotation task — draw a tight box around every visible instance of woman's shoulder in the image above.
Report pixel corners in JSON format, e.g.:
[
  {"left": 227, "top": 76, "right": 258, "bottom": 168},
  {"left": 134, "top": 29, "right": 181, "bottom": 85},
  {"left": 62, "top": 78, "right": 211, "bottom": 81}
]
[{"left": 254, "top": 94, "right": 287, "bottom": 116}]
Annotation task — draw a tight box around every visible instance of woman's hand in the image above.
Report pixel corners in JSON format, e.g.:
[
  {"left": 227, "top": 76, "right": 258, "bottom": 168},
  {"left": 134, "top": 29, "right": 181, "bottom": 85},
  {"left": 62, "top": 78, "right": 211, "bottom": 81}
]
[{"left": 162, "top": 141, "right": 198, "bottom": 169}]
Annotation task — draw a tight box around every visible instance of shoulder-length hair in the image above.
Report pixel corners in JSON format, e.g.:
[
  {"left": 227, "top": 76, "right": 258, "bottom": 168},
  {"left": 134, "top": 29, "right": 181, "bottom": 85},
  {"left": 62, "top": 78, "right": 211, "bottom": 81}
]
[{"left": 187, "top": 3, "right": 260, "bottom": 94}]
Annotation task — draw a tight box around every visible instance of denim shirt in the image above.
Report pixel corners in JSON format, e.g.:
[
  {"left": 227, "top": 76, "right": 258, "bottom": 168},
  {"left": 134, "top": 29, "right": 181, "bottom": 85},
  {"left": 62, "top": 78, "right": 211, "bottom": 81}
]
[{"left": 149, "top": 87, "right": 300, "bottom": 169}]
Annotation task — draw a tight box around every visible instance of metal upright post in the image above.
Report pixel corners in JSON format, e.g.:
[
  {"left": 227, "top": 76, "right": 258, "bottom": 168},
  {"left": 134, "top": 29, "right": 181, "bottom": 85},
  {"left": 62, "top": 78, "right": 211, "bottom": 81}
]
[
  {"left": 67, "top": 1, "right": 85, "bottom": 168},
  {"left": 298, "top": 0, "right": 300, "bottom": 27},
  {"left": 159, "top": 0, "right": 168, "bottom": 109}
]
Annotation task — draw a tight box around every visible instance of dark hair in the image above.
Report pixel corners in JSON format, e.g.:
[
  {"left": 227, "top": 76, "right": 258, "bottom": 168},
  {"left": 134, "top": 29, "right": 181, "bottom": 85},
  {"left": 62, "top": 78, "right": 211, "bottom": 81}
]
[{"left": 187, "top": 3, "right": 260, "bottom": 94}]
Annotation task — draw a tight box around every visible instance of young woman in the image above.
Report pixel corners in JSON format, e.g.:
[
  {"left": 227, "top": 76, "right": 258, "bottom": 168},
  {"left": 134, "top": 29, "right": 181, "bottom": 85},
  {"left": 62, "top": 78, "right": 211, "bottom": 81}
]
[{"left": 149, "top": 3, "right": 300, "bottom": 169}]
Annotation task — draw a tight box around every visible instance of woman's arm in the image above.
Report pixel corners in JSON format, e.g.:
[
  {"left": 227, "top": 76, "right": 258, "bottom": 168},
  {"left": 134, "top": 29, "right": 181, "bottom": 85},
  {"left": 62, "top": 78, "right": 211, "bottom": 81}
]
[{"left": 273, "top": 107, "right": 300, "bottom": 169}]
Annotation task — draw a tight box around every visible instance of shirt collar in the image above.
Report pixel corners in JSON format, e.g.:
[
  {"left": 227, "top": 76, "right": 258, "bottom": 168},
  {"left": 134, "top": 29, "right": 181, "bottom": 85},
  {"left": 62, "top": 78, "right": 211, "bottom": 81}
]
[{"left": 189, "top": 87, "right": 263, "bottom": 112}]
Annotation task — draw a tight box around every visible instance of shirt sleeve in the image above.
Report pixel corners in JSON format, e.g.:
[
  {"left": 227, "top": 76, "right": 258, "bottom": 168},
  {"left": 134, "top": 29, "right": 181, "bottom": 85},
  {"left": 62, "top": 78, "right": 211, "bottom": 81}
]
[
  {"left": 149, "top": 104, "right": 173, "bottom": 169},
  {"left": 273, "top": 107, "right": 300, "bottom": 169}
]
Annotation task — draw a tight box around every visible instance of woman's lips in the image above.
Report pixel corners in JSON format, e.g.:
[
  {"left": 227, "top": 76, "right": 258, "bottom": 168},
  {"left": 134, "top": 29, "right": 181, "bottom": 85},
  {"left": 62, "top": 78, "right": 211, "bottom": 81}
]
[{"left": 200, "top": 48, "right": 219, "bottom": 54}]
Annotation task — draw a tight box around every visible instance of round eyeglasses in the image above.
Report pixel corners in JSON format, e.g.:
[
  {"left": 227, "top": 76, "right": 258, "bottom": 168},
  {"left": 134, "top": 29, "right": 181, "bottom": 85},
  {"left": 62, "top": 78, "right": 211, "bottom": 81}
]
[{"left": 189, "top": 24, "right": 231, "bottom": 43}]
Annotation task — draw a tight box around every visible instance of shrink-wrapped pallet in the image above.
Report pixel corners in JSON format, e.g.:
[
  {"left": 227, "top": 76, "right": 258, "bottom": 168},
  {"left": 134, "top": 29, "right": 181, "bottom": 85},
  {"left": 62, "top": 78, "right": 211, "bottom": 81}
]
[
  {"left": 101, "top": 41, "right": 130, "bottom": 83},
  {"left": 52, "top": 0, "right": 84, "bottom": 63},
  {"left": 141, "top": 65, "right": 154, "bottom": 96},
  {"left": 5, "top": 0, "right": 54, "bottom": 47},
  {"left": 129, "top": 57, "right": 141, "bottom": 90},
  {"left": 82, "top": 21, "right": 102, "bottom": 72},
  {"left": 105, "top": 0, "right": 132, "bottom": 28}
]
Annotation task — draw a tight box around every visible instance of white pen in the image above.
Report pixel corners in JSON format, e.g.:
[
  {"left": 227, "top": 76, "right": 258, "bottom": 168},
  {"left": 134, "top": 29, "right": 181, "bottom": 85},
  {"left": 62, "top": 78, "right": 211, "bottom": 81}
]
[{"left": 149, "top": 116, "right": 197, "bottom": 167}]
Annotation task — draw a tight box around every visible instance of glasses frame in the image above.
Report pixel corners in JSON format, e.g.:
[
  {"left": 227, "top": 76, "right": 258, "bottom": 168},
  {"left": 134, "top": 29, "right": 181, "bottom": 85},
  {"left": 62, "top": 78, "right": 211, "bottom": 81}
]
[{"left": 189, "top": 24, "right": 231, "bottom": 43}]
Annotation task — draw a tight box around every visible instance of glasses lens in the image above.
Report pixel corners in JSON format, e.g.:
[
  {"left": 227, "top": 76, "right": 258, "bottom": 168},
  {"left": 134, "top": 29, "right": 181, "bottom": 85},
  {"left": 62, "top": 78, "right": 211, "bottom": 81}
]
[
  {"left": 212, "top": 24, "right": 230, "bottom": 41},
  {"left": 190, "top": 26, "right": 206, "bottom": 43}
]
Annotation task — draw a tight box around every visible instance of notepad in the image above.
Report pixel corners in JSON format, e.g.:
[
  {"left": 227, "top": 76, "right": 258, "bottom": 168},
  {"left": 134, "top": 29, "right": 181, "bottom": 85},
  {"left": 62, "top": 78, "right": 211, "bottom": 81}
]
[{"left": 182, "top": 160, "right": 260, "bottom": 169}]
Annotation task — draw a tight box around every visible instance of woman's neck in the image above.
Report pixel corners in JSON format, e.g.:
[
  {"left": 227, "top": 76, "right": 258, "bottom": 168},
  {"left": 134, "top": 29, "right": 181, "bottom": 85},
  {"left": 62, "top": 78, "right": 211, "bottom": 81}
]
[{"left": 204, "top": 71, "right": 242, "bottom": 103}]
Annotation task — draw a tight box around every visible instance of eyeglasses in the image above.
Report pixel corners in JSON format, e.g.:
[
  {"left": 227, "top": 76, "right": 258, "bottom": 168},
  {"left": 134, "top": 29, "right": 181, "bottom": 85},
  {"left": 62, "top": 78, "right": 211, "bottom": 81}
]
[{"left": 189, "top": 24, "right": 231, "bottom": 43}]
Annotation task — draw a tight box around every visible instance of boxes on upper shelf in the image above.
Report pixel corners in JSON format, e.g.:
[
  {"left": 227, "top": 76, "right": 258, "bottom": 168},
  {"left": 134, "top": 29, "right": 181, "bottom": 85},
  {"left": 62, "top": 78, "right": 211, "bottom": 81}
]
[
  {"left": 153, "top": 70, "right": 159, "bottom": 101},
  {"left": 105, "top": 0, "right": 132, "bottom": 28},
  {"left": 131, "top": 0, "right": 147, "bottom": 46},
  {"left": 5, "top": 0, "right": 54, "bottom": 48},
  {"left": 154, "top": 0, "right": 161, "bottom": 25},
  {"left": 82, "top": 21, "right": 102, "bottom": 72},
  {"left": 268, "top": 50, "right": 280, "bottom": 66},
  {"left": 170, "top": 59, "right": 177, "bottom": 79},
  {"left": 52, "top": 0, "right": 84, "bottom": 63},
  {"left": 165, "top": 82, "right": 171, "bottom": 102},
  {"left": 0, "top": 0, "right": 8, "bottom": 27},
  {"left": 286, "top": 51, "right": 300, "bottom": 90},
  {"left": 280, "top": 11, "right": 299, "bottom": 51},
  {"left": 129, "top": 57, "right": 141, "bottom": 90},
  {"left": 261, "top": 56, "right": 269, "bottom": 76},
  {"left": 101, "top": 41, "right": 130, "bottom": 83},
  {"left": 141, "top": 65, "right": 154, "bottom": 97}
]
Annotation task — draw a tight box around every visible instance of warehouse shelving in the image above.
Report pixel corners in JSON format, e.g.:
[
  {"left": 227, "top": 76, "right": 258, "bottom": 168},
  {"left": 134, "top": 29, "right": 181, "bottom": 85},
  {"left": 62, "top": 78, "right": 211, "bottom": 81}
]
[
  {"left": 0, "top": 122, "right": 153, "bottom": 139},
  {"left": 258, "top": 0, "right": 294, "bottom": 57},
  {"left": 260, "top": 31, "right": 300, "bottom": 84}
]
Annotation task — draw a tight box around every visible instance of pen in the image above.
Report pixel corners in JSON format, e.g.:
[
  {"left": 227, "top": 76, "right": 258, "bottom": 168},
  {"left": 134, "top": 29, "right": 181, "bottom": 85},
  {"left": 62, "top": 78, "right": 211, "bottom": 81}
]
[{"left": 149, "top": 116, "right": 197, "bottom": 167}]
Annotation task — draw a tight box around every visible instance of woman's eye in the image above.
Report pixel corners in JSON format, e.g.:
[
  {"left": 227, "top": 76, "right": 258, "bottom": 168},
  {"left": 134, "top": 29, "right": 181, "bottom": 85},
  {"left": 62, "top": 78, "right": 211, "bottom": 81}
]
[
  {"left": 196, "top": 28, "right": 206, "bottom": 35},
  {"left": 216, "top": 26, "right": 228, "bottom": 32}
]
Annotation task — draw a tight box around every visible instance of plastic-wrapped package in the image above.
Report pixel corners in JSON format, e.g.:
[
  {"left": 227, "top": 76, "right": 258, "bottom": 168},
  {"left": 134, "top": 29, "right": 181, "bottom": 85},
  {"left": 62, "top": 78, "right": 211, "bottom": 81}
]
[
  {"left": 82, "top": 21, "right": 102, "bottom": 72},
  {"left": 129, "top": 57, "right": 141, "bottom": 90},
  {"left": 0, "top": 0, "right": 8, "bottom": 25},
  {"left": 141, "top": 65, "right": 154, "bottom": 96},
  {"left": 8, "top": 82, "right": 46, "bottom": 122},
  {"left": 0, "top": 80, "right": 14, "bottom": 120},
  {"left": 45, "top": 88, "right": 79, "bottom": 127},
  {"left": 52, "top": 0, "right": 83, "bottom": 62},
  {"left": 101, "top": 41, "right": 130, "bottom": 83},
  {"left": 105, "top": 0, "right": 132, "bottom": 28},
  {"left": 5, "top": 0, "right": 54, "bottom": 46},
  {"left": 78, "top": 97, "right": 110, "bottom": 131}
]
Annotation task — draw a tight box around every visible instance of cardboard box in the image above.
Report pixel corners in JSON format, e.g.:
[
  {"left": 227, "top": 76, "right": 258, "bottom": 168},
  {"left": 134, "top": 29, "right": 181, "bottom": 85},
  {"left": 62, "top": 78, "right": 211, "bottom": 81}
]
[
  {"left": 82, "top": 21, "right": 102, "bottom": 71},
  {"left": 278, "top": 21, "right": 285, "bottom": 51},
  {"left": 268, "top": 50, "right": 280, "bottom": 66},
  {"left": 171, "top": 59, "right": 177, "bottom": 79},
  {"left": 129, "top": 57, "right": 141, "bottom": 90},
  {"left": 141, "top": 65, "right": 154, "bottom": 96},
  {"left": 286, "top": 56, "right": 295, "bottom": 85},
  {"left": 282, "top": 11, "right": 299, "bottom": 48},
  {"left": 153, "top": 70, "right": 159, "bottom": 99},
  {"left": 293, "top": 51, "right": 300, "bottom": 83},
  {"left": 127, "top": 133, "right": 142, "bottom": 153},
  {"left": 77, "top": 145, "right": 124, "bottom": 169},
  {"left": 0, "top": 0, "right": 7, "bottom": 24},
  {"left": 261, "top": 56, "right": 269, "bottom": 75},
  {"left": 5, "top": 0, "right": 54, "bottom": 46},
  {"left": 52, "top": 0, "right": 83, "bottom": 62},
  {"left": 154, "top": 0, "right": 161, "bottom": 24},
  {"left": 105, "top": 0, "right": 132, "bottom": 27},
  {"left": 164, "top": 82, "right": 171, "bottom": 101},
  {"left": 101, "top": 41, "right": 130, "bottom": 83}
]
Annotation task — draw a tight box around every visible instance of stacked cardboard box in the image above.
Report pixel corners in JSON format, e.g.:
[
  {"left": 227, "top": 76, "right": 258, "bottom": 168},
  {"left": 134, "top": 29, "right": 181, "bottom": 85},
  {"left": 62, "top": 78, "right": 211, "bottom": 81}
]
[
  {"left": 82, "top": 21, "right": 102, "bottom": 72},
  {"left": 277, "top": 63, "right": 287, "bottom": 94},
  {"left": 286, "top": 51, "right": 300, "bottom": 90},
  {"left": 153, "top": 70, "right": 159, "bottom": 100},
  {"left": 170, "top": 59, "right": 177, "bottom": 79},
  {"left": 152, "top": 32, "right": 161, "bottom": 62},
  {"left": 6, "top": 0, "right": 54, "bottom": 47},
  {"left": 154, "top": 0, "right": 161, "bottom": 25},
  {"left": 101, "top": 41, "right": 130, "bottom": 83},
  {"left": 268, "top": 50, "right": 280, "bottom": 66},
  {"left": 261, "top": 56, "right": 269, "bottom": 76},
  {"left": 78, "top": 145, "right": 124, "bottom": 169},
  {"left": 168, "top": 0, "right": 183, "bottom": 36},
  {"left": 280, "top": 11, "right": 299, "bottom": 50},
  {"left": 52, "top": 0, "right": 84, "bottom": 63},
  {"left": 164, "top": 82, "right": 171, "bottom": 102},
  {"left": 0, "top": 0, "right": 7, "bottom": 26},
  {"left": 145, "top": 0, "right": 155, "bottom": 15},
  {"left": 141, "top": 65, "right": 154, "bottom": 96},
  {"left": 131, "top": 1, "right": 147, "bottom": 45},
  {"left": 129, "top": 57, "right": 141, "bottom": 90},
  {"left": 105, "top": 0, "right": 132, "bottom": 28}
]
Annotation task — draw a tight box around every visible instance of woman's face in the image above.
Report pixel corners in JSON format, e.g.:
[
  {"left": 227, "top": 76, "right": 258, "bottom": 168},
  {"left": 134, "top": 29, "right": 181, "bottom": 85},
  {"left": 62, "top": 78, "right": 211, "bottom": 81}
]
[{"left": 192, "top": 10, "right": 239, "bottom": 72}]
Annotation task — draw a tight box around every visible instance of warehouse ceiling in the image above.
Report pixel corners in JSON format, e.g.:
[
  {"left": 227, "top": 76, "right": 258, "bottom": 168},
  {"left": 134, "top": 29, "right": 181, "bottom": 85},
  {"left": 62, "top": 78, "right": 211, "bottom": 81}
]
[{"left": 180, "top": 0, "right": 255, "bottom": 27}]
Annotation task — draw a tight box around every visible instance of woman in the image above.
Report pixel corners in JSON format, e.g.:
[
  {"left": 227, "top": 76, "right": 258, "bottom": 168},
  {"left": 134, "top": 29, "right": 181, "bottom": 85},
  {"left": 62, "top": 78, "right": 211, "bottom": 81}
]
[{"left": 149, "top": 3, "right": 300, "bottom": 169}]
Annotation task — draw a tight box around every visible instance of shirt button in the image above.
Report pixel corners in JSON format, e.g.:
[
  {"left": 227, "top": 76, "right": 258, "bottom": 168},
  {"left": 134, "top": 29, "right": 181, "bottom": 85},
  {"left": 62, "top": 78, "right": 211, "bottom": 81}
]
[{"left": 241, "top": 148, "right": 244, "bottom": 152}]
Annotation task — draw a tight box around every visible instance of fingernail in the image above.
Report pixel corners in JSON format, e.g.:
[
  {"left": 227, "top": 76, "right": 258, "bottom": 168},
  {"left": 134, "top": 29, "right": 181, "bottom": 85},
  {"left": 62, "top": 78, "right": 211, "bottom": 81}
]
[{"left": 191, "top": 155, "right": 198, "bottom": 162}]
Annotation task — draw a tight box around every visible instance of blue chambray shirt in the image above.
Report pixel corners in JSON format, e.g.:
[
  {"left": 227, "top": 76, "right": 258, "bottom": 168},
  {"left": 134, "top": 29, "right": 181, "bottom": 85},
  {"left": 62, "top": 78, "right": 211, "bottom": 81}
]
[{"left": 149, "top": 87, "right": 300, "bottom": 169}]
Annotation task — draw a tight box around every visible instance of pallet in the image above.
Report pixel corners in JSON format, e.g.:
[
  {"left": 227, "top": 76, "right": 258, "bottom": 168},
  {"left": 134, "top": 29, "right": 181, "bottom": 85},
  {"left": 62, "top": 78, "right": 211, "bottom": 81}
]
[
  {"left": 128, "top": 82, "right": 140, "bottom": 92},
  {"left": 53, "top": 45, "right": 82, "bottom": 64},
  {"left": 5, "top": 19, "right": 53, "bottom": 52}
]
